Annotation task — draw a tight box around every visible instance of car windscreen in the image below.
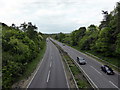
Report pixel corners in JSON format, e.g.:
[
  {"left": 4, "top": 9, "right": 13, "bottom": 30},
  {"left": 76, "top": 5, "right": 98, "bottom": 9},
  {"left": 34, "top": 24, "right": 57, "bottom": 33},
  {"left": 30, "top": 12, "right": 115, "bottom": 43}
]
[{"left": 79, "top": 59, "right": 85, "bottom": 62}]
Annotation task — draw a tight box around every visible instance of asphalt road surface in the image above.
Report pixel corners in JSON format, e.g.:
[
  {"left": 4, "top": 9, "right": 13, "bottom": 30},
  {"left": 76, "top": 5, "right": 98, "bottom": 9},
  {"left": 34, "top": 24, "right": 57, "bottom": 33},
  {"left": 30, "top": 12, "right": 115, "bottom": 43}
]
[
  {"left": 28, "top": 38, "right": 69, "bottom": 88},
  {"left": 51, "top": 38, "right": 120, "bottom": 89}
]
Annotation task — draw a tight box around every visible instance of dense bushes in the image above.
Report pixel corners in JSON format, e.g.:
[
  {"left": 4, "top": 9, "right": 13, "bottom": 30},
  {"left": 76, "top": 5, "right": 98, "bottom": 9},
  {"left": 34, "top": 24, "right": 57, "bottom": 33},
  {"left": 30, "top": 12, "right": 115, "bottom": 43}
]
[{"left": 2, "top": 22, "right": 45, "bottom": 88}]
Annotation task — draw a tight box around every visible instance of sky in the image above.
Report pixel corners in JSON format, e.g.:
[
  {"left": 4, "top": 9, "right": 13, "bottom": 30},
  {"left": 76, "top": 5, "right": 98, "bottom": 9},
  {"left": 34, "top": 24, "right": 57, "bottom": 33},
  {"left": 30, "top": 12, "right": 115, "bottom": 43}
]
[{"left": 0, "top": 0, "right": 119, "bottom": 33}]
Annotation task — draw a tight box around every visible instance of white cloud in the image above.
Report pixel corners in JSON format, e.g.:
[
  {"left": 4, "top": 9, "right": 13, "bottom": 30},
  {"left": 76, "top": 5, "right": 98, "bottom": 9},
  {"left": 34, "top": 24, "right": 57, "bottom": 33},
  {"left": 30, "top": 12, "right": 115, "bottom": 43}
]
[{"left": 0, "top": 0, "right": 119, "bottom": 33}]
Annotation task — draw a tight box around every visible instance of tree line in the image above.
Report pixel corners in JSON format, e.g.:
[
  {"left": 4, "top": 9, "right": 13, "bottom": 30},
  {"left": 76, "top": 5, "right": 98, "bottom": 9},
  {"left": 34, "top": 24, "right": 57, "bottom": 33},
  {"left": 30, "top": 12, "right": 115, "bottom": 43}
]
[
  {"left": 53, "top": 2, "right": 120, "bottom": 63},
  {"left": 1, "top": 22, "right": 46, "bottom": 88}
]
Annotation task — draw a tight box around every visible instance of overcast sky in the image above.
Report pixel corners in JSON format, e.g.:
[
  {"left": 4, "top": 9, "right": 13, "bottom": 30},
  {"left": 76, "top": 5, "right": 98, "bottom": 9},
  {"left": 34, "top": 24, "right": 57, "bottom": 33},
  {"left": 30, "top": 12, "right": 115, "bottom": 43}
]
[{"left": 0, "top": 0, "right": 119, "bottom": 33}]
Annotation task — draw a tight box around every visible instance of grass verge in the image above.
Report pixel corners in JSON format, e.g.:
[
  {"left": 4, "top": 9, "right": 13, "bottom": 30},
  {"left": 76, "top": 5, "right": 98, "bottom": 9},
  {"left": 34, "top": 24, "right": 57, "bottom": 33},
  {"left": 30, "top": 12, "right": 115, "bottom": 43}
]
[{"left": 63, "top": 52, "right": 91, "bottom": 88}]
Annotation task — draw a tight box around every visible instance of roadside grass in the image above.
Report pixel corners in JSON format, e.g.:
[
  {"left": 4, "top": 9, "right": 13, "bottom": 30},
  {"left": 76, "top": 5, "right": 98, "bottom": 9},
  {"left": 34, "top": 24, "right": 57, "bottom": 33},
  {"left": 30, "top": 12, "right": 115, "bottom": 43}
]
[
  {"left": 18, "top": 41, "right": 46, "bottom": 82},
  {"left": 64, "top": 53, "right": 91, "bottom": 88},
  {"left": 60, "top": 52, "right": 77, "bottom": 88},
  {"left": 52, "top": 40, "right": 92, "bottom": 88}
]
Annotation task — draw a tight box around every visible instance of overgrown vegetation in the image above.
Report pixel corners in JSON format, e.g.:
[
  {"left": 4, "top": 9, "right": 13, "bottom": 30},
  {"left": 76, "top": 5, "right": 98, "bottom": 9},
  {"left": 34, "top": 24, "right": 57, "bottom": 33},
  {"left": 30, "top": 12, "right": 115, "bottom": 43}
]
[
  {"left": 52, "top": 2, "right": 120, "bottom": 68},
  {"left": 1, "top": 22, "right": 47, "bottom": 88}
]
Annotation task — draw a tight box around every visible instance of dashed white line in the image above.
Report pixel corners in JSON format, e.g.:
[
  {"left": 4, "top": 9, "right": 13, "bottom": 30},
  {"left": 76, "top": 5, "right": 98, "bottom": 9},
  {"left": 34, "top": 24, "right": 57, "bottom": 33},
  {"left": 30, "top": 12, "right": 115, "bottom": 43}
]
[
  {"left": 90, "top": 66, "right": 102, "bottom": 75},
  {"left": 50, "top": 61, "right": 52, "bottom": 68},
  {"left": 46, "top": 70, "right": 51, "bottom": 83},
  {"left": 109, "top": 81, "right": 119, "bottom": 89}
]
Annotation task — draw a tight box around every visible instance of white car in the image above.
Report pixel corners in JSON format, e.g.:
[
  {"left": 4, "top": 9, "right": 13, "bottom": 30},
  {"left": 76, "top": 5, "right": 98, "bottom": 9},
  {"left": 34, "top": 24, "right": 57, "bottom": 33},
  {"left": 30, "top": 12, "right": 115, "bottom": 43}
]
[{"left": 77, "top": 57, "right": 86, "bottom": 65}]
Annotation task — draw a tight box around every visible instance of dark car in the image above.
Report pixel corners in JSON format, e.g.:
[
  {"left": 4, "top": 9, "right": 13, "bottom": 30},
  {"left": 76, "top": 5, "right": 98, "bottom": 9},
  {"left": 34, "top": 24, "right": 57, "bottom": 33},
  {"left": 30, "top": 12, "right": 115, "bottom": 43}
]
[
  {"left": 77, "top": 57, "right": 86, "bottom": 65},
  {"left": 63, "top": 44, "right": 65, "bottom": 46},
  {"left": 101, "top": 65, "right": 114, "bottom": 75}
]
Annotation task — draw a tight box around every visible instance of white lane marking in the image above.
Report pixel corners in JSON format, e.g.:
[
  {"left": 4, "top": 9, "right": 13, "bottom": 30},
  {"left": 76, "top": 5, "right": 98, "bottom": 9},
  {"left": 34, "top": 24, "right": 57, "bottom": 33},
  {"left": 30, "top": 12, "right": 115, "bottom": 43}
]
[
  {"left": 58, "top": 48, "right": 70, "bottom": 88},
  {"left": 63, "top": 57, "right": 79, "bottom": 89},
  {"left": 51, "top": 39, "right": 69, "bottom": 87},
  {"left": 61, "top": 58, "right": 70, "bottom": 88},
  {"left": 109, "top": 81, "right": 119, "bottom": 89},
  {"left": 50, "top": 61, "right": 52, "bottom": 68},
  {"left": 47, "top": 70, "right": 51, "bottom": 83},
  {"left": 90, "top": 66, "right": 102, "bottom": 75}
]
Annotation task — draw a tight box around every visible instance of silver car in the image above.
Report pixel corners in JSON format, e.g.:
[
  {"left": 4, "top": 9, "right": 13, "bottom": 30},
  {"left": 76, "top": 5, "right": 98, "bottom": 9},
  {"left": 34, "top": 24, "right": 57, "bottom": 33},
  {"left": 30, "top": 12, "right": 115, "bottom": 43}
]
[{"left": 77, "top": 57, "right": 86, "bottom": 65}]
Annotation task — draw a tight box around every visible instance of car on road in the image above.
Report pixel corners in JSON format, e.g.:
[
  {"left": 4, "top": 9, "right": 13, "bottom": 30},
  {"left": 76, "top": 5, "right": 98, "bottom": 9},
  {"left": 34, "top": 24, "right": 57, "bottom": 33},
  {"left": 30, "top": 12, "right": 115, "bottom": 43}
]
[
  {"left": 77, "top": 57, "right": 86, "bottom": 65},
  {"left": 101, "top": 65, "right": 114, "bottom": 75},
  {"left": 63, "top": 44, "right": 65, "bottom": 46}
]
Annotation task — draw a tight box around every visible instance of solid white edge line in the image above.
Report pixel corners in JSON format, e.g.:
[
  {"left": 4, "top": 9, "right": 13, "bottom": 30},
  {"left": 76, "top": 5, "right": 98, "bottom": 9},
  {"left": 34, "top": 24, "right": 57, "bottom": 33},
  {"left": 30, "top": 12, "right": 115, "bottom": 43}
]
[
  {"left": 27, "top": 58, "right": 44, "bottom": 88},
  {"left": 46, "top": 70, "right": 51, "bottom": 83},
  {"left": 90, "top": 66, "right": 102, "bottom": 75},
  {"left": 63, "top": 56, "right": 79, "bottom": 89},
  {"left": 60, "top": 54, "right": 70, "bottom": 88},
  {"left": 27, "top": 41, "right": 47, "bottom": 88},
  {"left": 109, "top": 81, "right": 119, "bottom": 89}
]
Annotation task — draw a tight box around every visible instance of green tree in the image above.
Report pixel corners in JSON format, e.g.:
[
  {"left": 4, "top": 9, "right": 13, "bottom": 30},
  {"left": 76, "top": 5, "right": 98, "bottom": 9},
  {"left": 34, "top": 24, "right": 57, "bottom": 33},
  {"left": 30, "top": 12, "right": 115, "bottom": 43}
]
[
  {"left": 79, "top": 25, "right": 98, "bottom": 50},
  {"left": 20, "top": 22, "right": 28, "bottom": 32},
  {"left": 71, "top": 27, "right": 86, "bottom": 46},
  {"left": 58, "top": 32, "right": 65, "bottom": 42},
  {"left": 116, "top": 2, "right": 120, "bottom": 35},
  {"left": 99, "top": 11, "right": 110, "bottom": 29},
  {"left": 115, "top": 33, "right": 120, "bottom": 55},
  {"left": 94, "top": 27, "right": 111, "bottom": 56},
  {"left": 2, "top": 22, "right": 44, "bottom": 88}
]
